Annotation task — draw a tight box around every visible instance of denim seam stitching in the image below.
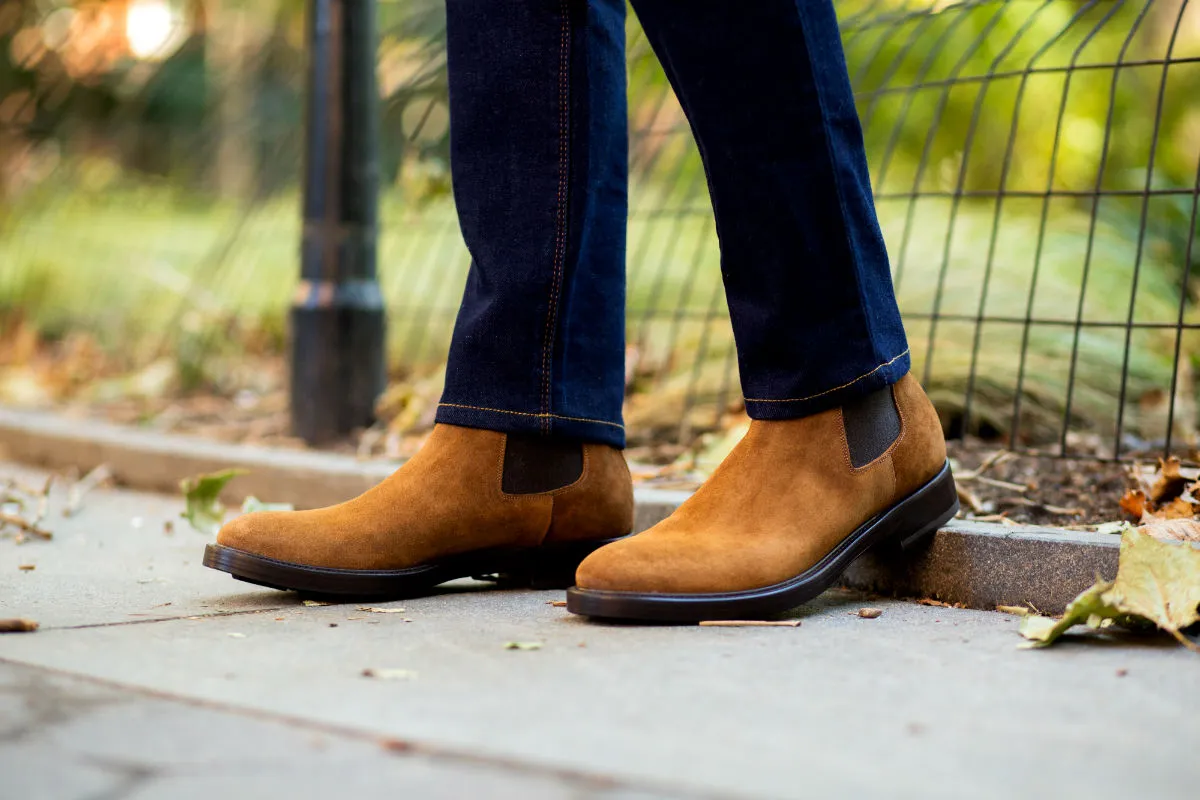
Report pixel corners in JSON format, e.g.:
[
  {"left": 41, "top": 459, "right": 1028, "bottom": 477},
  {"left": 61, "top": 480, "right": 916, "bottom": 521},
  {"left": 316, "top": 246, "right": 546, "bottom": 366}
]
[
  {"left": 744, "top": 349, "right": 909, "bottom": 404},
  {"left": 540, "top": 0, "right": 572, "bottom": 434},
  {"left": 438, "top": 402, "right": 625, "bottom": 431}
]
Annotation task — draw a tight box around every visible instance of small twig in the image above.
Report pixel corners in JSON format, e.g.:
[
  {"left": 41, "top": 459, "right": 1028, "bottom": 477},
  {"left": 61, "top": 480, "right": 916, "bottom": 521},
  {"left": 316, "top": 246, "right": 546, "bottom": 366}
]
[
  {"left": 968, "top": 513, "right": 1020, "bottom": 526},
  {"left": 956, "top": 484, "right": 985, "bottom": 514},
  {"left": 954, "top": 450, "right": 1013, "bottom": 480},
  {"left": 32, "top": 475, "right": 53, "bottom": 525},
  {"left": 1000, "top": 497, "right": 1084, "bottom": 516},
  {"left": 967, "top": 475, "right": 1029, "bottom": 493},
  {"left": 0, "top": 513, "right": 52, "bottom": 540},
  {"left": 64, "top": 464, "right": 112, "bottom": 518},
  {"left": 698, "top": 620, "right": 802, "bottom": 628}
]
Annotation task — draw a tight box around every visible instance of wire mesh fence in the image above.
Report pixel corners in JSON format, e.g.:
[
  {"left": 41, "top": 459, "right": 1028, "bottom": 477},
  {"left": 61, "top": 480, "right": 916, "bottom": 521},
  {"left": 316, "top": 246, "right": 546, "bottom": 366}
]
[{"left": 1, "top": 0, "right": 1199, "bottom": 460}]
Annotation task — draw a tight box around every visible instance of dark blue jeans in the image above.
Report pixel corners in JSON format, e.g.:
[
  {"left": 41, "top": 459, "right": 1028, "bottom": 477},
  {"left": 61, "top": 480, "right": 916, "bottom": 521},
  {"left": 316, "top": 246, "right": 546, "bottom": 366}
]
[{"left": 435, "top": 0, "right": 909, "bottom": 449}]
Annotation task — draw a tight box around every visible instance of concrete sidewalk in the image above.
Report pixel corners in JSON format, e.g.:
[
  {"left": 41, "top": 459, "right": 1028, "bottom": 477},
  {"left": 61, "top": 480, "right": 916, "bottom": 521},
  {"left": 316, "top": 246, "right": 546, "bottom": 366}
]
[{"left": 2, "top": 464, "right": 1198, "bottom": 799}]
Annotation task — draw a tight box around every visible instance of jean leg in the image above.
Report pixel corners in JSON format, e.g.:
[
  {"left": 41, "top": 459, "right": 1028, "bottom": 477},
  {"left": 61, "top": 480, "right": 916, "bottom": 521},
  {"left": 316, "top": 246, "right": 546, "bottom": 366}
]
[
  {"left": 437, "top": 0, "right": 629, "bottom": 447},
  {"left": 629, "top": 0, "right": 909, "bottom": 420}
]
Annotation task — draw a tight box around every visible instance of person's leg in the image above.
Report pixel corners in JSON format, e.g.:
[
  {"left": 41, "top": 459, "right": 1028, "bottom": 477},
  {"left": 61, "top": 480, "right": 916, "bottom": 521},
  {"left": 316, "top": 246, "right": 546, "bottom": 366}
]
[
  {"left": 568, "top": 0, "right": 955, "bottom": 621},
  {"left": 631, "top": 0, "right": 908, "bottom": 409},
  {"left": 436, "top": 0, "right": 629, "bottom": 447},
  {"left": 204, "top": 0, "right": 635, "bottom": 597}
]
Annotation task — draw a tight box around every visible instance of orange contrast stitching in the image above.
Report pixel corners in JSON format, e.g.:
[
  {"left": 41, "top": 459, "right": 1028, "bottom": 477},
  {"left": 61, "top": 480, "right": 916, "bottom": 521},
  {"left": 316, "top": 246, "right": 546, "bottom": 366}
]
[
  {"left": 540, "top": 1, "right": 571, "bottom": 434},
  {"left": 438, "top": 402, "right": 624, "bottom": 431},
  {"left": 745, "top": 349, "right": 910, "bottom": 404}
]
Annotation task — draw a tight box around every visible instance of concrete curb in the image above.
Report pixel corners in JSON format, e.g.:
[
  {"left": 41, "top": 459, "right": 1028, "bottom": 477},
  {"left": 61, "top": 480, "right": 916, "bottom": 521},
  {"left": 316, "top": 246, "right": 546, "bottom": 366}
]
[{"left": 0, "top": 406, "right": 1119, "bottom": 614}]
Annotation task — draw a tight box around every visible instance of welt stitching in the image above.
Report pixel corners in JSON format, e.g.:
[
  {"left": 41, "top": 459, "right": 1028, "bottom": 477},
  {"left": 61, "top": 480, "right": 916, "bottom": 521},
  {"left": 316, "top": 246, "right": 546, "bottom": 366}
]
[
  {"left": 438, "top": 402, "right": 624, "bottom": 430},
  {"left": 745, "top": 349, "right": 909, "bottom": 404},
  {"left": 540, "top": 1, "right": 571, "bottom": 434}
]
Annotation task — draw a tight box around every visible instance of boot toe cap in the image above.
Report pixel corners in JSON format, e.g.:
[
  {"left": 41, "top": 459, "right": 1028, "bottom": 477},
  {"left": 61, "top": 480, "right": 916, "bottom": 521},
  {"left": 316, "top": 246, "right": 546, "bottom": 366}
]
[{"left": 216, "top": 512, "right": 295, "bottom": 560}]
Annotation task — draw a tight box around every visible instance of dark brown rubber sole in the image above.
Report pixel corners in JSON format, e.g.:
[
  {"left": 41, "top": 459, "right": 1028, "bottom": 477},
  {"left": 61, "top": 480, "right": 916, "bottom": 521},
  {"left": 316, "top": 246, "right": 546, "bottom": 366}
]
[
  {"left": 565, "top": 460, "right": 959, "bottom": 623},
  {"left": 202, "top": 536, "right": 624, "bottom": 600}
]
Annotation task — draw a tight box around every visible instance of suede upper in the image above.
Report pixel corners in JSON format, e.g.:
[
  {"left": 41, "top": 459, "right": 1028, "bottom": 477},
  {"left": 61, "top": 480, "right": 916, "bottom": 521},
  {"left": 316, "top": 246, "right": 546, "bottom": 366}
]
[
  {"left": 574, "top": 374, "right": 946, "bottom": 595},
  {"left": 216, "top": 424, "right": 633, "bottom": 570}
]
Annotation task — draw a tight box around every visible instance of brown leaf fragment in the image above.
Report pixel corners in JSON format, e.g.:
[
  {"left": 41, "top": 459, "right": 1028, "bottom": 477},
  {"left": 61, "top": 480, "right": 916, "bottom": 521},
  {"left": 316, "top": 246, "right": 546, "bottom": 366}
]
[
  {"left": 17, "top": 564, "right": 34, "bottom": 571},
  {"left": 1159, "top": 497, "right": 1197, "bottom": 520},
  {"left": 546, "top": 600, "right": 567, "bottom": 607},
  {"left": 1149, "top": 457, "right": 1189, "bottom": 505},
  {"left": 857, "top": 608, "right": 883, "bottom": 619},
  {"left": 0, "top": 618, "right": 38, "bottom": 633},
  {"left": 1137, "top": 518, "right": 1200, "bottom": 543},
  {"left": 698, "top": 619, "right": 802, "bottom": 627},
  {"left": 1120, "top": 489, "right": 1148, "bottom": 520},
  {"left": 916, "top": 598, "right": 964, "bottom": 609}
]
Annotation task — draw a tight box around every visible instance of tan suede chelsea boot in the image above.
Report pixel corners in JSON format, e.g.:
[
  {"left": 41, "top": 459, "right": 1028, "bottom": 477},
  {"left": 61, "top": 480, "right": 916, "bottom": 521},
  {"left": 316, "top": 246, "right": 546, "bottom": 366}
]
[
  {"left": 566, "top": 374, "right": 956, "bottom": 622},
  {"left": 203, "top": 424, "right": 633, "bottom": 597}
]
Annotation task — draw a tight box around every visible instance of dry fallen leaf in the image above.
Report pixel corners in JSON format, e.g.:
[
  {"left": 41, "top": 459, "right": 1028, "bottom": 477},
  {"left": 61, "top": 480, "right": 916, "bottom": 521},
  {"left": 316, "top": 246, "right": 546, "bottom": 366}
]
[
  {"left": 1149, "top": 457, "right": 1189, "bottom": 504},
  {"left": 1138, "top": 518, "right": 1200, "bottom": 543},
  {"left": 1159, "top": 497, "right": 1197, "bottom": 520},
  {"left": 0, "top": 618, "right": 38, "bottom": 633},
  {"left": 1120, "top": 489, "right": 1148, "bottom": 520},
  {"left": 504, "top": 642, "right": 543, "bottom": 650},
  {"left": 916, "top": 598, "right": 963, "bottom": 609},
  {"left": 358, "top": 606, "right": 406, "bottom": 614},
  {"left": 18, "top": 564, "right": 34, "bottom": 571},
  {"left": 857, "top": 608, "right": 883, "bottom": 619},
  {"left": 1019, "top": 528, "right": 1200, "bottom": 651},
  {"left": 302, "top": 600, "right": 331, "bottom": 607},
  {"left": 546, "top": 600, "right": 567, "bottom": 608},
  {"left": 179, "top": 468, "right": 248, "bottom": 535},
  {"left": 698, "top": 619, "right": 802, "bottom": 627}
]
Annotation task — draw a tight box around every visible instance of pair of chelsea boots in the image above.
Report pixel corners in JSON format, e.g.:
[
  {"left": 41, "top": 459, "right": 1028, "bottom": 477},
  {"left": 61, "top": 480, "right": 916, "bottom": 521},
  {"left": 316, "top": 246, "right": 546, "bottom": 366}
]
[{"left": 203, "top": 374, "right": 957, "bottom": 621}]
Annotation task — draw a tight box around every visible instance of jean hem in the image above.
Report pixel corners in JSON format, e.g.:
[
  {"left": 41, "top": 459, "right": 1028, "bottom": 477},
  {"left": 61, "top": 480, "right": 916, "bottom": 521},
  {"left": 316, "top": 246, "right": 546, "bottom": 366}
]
[
  {"left": 434, "top": 402, "right": 625, "bottom": 448},
  {"left": 743, "top": 352, "right": 911, "bottom": 421}
]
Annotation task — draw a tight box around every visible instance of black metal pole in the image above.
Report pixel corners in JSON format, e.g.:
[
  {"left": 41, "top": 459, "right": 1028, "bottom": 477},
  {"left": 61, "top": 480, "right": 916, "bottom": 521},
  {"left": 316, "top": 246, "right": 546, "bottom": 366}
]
[{"left": 292, "top": 0, "right": 386, "bottom": 444}]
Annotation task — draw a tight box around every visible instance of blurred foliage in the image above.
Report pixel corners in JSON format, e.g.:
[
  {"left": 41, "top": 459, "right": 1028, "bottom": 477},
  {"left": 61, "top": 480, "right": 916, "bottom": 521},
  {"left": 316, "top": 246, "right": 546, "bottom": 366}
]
[{"left": 0, "top": 0, "right": 1199, "bottom": 454}]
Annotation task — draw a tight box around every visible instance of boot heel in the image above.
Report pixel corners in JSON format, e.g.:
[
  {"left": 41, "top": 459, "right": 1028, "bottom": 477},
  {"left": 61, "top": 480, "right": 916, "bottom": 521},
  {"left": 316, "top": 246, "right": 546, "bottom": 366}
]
[
  {"left": 504, "top": 537, "right": 626, "bottom": 590},
  {"left": 887, "top": 461, "right": 959, "bottom": 552}
]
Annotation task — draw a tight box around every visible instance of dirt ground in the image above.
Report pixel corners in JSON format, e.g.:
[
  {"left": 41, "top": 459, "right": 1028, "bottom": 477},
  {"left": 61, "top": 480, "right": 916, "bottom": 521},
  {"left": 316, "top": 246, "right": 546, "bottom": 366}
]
[{"left": 945, "top": 443, "right": 1133, "bottom": 527}]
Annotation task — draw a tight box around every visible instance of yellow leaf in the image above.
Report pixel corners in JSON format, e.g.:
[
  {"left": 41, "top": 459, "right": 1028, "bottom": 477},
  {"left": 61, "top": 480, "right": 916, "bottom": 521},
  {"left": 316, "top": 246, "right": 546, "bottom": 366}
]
[{"left": 1103, "top": 529, "right": 1200, "bottom": 650}]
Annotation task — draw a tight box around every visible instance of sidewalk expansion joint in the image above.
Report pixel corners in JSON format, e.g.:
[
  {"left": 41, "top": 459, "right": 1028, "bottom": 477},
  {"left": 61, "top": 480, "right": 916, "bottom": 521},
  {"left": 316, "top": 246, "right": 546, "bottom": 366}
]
[{"left": 0, "top": 656, "right": 727, "bottom": 800}]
